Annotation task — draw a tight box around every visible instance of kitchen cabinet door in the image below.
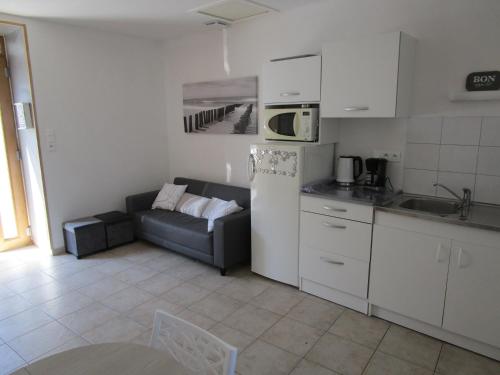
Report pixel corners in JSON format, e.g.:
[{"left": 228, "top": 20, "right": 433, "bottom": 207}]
[
  {"left": 262, "top": 55, "right": 321, "bottom": 104},
  {"left": 321, "top": 32, "right": 415, "bottom": 118},
  {"left": 369, "top": 225, "right": 451, "bottom": 326},
  {"left": 443, "top": 241, "right": 500, "bottom": 347}
]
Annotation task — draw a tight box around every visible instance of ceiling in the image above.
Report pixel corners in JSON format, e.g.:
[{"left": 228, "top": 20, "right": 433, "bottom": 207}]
[{"left": 0, "top": 0, "right": 322, "bottom": 40}]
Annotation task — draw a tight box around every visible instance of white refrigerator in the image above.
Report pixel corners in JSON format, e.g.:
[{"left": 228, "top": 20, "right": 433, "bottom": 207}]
[{"left": 249, "top": 142, "right": 334, "bottom": 286}]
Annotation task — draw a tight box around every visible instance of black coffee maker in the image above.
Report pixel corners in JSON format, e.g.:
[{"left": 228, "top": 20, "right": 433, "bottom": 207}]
[{"left": 365, "top": 158, "right": 388, "bottom": 187}]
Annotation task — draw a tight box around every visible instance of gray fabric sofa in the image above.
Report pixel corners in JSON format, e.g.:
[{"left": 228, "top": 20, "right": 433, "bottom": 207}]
[{"left": 126, "top": 177, "right": 251, "bottom": 275}]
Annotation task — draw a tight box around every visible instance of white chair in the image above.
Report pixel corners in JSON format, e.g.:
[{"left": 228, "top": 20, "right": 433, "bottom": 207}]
[{"left": 150, "top": 310, "right": 238, "bottom": 375}]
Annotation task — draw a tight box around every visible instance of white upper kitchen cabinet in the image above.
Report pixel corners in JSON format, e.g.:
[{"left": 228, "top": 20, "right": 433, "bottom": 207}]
[
  {"left": 369, "top": 224, "right": 451, "bottom": 326},
  {"left": 262, "top": 55, "right": 321, "bottom": 104},
  {"left": 443, "top": 241, "right": 500, "bottom": 348},
  {"left": 321, "top": 31, "right": 416, "bottom": 118}
]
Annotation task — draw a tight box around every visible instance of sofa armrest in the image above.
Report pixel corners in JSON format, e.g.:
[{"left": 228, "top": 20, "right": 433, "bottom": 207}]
[
  {"left": 213, "top": 209, "right": 251, "bottom": 270},
  {"left": 126, "top": 190, "right": 159, "bottom": 215}
]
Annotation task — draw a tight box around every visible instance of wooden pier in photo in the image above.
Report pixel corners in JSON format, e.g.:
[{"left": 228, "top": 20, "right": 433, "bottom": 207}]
[{"left": 183, "top": 104, "right": 241, "bottom": 133}]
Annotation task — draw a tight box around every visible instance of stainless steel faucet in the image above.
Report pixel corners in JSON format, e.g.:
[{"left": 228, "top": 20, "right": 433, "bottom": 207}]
[{"left": 433, "top": 183, "right": 472, "bottom": 219}]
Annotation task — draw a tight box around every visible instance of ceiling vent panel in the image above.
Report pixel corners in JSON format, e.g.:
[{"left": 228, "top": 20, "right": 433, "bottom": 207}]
[{"left": 192, "top": 0, "right": 275, "bottom": 23}]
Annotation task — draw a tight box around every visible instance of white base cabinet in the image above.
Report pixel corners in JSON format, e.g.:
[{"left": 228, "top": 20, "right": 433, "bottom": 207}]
[
  {"left": 443, "top": 242, "right": 500, "bottom": 348},
  {"left": 370, "top": 225, "right": 450, "bottom": 327},
  {"left": 299, "top": 195, "right": 373, "bottom": 313},
  {"left": 370, "top": 211, "right": 500, "bottom": 359}
]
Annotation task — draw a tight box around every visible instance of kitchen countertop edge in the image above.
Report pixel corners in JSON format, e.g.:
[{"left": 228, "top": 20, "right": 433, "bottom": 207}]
[
  {"left": 300, "top": 191, "right": 398, "bottom": 207},
  {"left": 374, "top": 205, "right": 500, "bottom": 233},
  {"left": 301, "top": 191, "right": 500, "bottom": 233}
]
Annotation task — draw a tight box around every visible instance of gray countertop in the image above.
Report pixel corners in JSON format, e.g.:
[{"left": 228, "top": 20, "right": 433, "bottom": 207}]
[
  {"left": 301, "top": 181, "right": 500, "bottom": 232},
  {"left": 376, "top": 194, "right": 500, "bottom": 232},
  {"left": 301, "top": 181, "right": 400, "bottom": 206}
]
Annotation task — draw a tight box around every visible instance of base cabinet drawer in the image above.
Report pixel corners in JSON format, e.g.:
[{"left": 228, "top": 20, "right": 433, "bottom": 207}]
[
  {"left": 300, "top": 247, "right": 368, "bottom": 298},
  {"left": 300, "top": 211, "right": 372, "bottom": 261},
  {"left": 301, "top": 195, "right": 373, "bottom": 223}
]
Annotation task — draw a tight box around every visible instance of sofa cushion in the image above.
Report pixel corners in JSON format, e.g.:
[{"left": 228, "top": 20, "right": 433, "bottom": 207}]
[
  {"left": 203, "top": 182, "right": 250, "bottom": 209},
  {"left": 152, "top": 183, "right": 187, "bottom": 210},
  {"left": 135, "top": 210, "right": 213, "bottom": 255},
  {"left": 202, "top": 198, "right": 244, "bottom": 232},
  {"left": 175, "top": 193, "right": 211, "bottom": 218},
  {"left": 172, "top": 177, "right": 250, "bottom": 209},
  {"left": 173, "top": 177, "right": 207, "bottom": 196}
]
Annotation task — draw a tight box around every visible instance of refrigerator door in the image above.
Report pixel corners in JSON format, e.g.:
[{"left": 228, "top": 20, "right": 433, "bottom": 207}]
[{"left": 250, "top": 143, "right": 303, "bottom": 286}]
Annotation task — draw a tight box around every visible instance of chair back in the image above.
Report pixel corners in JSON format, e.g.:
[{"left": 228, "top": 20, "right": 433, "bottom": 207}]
[{"left": 150, "top": 310, "right": 237, "bottom": 375}]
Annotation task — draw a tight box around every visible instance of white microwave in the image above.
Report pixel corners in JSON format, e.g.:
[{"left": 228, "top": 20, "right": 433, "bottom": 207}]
[{"left": 264, "top": 105, "right": 319, "bottom": 142}]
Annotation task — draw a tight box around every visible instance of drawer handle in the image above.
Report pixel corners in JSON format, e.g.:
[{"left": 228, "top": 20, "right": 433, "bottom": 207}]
[
  {"left": 322, "top": 205, "right": 347, "bottom": 213},
  {"left": 280, "top": 91, "right": 300, "bottom": 97},
  {"left": 457, "top": 247, "right": 465, "bottom": 268},
  {"left": 435, "top": 244, "right": 444, "bottom": 263},
  {"left": 344, "top": 106, "right": 369, "bottom": 111},
  {"left": 320, "top": 256, "right": 344, "bottom": 266},
  {"left": 323, "top": 222, "right": 347, "bottom": 229}
]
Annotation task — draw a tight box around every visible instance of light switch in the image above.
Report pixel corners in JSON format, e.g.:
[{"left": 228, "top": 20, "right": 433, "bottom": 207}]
[{"left": 46, "top": 129, "right": 56, "bottom": 152}]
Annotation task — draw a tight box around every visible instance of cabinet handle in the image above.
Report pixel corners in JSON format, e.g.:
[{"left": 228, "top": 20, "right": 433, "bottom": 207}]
[
  {"left": 323, "top": 222, "right": 347, "bottom": 229},
  {"left": 247, "top": 154, "right": 256, "bottom": 182},
  {"left": 322, "top": 205, "right": 347, "bottom": 212},
  {"left": 344, "top": 106, "right": 370, "bottom": 111},
  {"left": 457, "top": 247, "right": 465, "bottom": 268},
  {"left": 280, "top": 91, "right": 300, "bottom": 97},
  {"left": 435, "top": 244, "right": 444, "bottom": 263},
  {"left": 320, "top": 256, "right": 344, "bottom": 266}
]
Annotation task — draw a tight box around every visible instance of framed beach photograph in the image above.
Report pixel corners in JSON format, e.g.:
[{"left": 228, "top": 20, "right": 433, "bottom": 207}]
[{"left": 182, "top": 76, "right": 258, "bottom": 135}]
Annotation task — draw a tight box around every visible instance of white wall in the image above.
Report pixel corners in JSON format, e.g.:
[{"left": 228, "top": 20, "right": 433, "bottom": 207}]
[
  {"left": 163, "top": 0, "right": 500, "bottom": 189},
  {"left": 164, "top": 31, "right": 258, "bottom": 187},
  {"left": 1, "top": 15, "right": 169, "bottom": 250},
  {"left": 5, "top": 28, "right": 50, "bottom": 250},
  {"left": 1, "top": 0, "right": 498, "bottom": 249}
]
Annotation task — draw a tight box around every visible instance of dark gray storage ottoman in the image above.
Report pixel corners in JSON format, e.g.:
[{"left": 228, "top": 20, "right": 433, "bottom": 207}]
[
  {"left": 63, "top": 217, "right": 107, "bottom": 258},
  {"left": 94, "top": 211, "right": 134, "bottom": 248}
]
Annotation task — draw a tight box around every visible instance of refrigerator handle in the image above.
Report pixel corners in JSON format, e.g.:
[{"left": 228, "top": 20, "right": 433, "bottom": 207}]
[{"left": 248, "top": 154, "right": 256, "bottom": 182}]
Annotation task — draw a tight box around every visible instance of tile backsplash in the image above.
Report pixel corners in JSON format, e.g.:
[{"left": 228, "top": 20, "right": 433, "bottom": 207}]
[{"left": 404, "top": 116, "right": 500, "bottom": 205}]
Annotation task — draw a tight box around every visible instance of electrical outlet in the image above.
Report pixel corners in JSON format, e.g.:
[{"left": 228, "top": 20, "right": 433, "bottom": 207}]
[
  {"left": 374, "top": 150, "right": 401, "bottom": 162},
  {"left": 46, "top": 129, "right": 56, "bottom": 152}
]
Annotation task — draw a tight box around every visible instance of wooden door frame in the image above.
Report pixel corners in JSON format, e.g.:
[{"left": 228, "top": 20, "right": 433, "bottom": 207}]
[
  {"left": 0, "top": 19, "right": 53, "bottom": 252},
  {"left": 0, "top": 36, "right": 30, "bottom": 250}
]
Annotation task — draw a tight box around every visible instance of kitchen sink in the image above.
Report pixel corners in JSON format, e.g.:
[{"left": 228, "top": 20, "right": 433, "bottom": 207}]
[{"left": 398, "top": 198, "right": 460, "bottom": 216}]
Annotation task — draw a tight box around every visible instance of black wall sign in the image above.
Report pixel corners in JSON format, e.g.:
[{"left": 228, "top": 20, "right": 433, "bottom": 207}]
[{"left": 466, "top": 71, "right": 500, "bottom": 91}]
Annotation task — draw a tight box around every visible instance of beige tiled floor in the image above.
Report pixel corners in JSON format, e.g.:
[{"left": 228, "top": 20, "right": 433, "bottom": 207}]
[{"left": 1, "top": 243, "right": 500, "bottom": 375}]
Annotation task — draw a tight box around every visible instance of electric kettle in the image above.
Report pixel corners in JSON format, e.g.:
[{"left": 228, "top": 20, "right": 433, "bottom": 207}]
[{"left": 336, "top": 156, "right": 363, "bottom": 186}]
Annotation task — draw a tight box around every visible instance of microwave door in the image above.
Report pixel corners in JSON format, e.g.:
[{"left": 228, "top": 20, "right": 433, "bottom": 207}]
[
  {"left": 293, "top": 112, "right": 300, "bottom": 139},
  {"left": 268, "top": 112, "right": 296, "bottom": 137}
]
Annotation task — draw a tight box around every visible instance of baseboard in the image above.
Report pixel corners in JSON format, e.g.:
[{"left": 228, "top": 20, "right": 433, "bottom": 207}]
[
  {"left": 51, "top": 246, "right": 66, "bottom": 255},
  {"left": 371, "top": 305, "right": 500, "bottom": 361}
]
